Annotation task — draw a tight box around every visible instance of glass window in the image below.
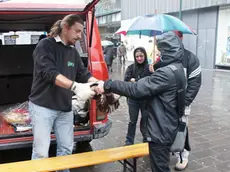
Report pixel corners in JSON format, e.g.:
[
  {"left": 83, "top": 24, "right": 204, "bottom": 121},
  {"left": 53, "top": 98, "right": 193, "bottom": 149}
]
[
  {"left": 31, "top": 35, "right": 40, "bottom": 44},
  {"left": 0, "top": 31, "right": 45, "bottom": 45},
  {"left": 4, "top": 35, "right": 16, "bottom": 45},
  {"left": 216, "top": 7, "right": 230, "bottom": 66}
]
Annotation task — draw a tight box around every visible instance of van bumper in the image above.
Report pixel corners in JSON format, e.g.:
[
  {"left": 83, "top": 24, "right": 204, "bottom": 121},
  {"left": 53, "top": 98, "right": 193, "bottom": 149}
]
[
  {"left": 0, "top": 120, "right": 112, "bottom": 150},
  {"left": 93, "top": 119, "right": 112, "bottom": 139}
]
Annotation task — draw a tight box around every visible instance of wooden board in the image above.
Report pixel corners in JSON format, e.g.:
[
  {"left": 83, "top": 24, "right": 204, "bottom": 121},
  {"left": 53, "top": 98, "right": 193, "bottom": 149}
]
[{"left": 0, "top": 143, "right": 149, "bottom": 172}]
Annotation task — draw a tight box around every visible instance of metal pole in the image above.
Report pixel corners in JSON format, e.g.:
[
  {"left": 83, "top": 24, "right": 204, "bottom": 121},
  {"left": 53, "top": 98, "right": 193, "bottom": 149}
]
[{"left": 179, "top": 0, "right": 182, "bottom": 20}]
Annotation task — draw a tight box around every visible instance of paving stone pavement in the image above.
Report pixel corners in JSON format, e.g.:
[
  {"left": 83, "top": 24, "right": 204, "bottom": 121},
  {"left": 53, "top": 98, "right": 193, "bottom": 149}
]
[{"left": 2, "top": 60, "right": 230, "bottom": 172}]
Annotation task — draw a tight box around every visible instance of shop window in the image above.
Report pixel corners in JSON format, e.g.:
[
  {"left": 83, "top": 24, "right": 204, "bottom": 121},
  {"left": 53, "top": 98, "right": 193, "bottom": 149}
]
[{"left": 216, "top": 7, "right": 230, "bottom": 66}]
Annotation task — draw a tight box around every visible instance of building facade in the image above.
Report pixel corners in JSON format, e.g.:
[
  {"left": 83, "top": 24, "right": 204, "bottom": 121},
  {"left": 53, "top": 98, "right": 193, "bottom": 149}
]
[
  {"left": 96, "top": 0, "right": 121, "bottom": 40},
  {"left": 121, "top": 0, "right": 230, "bottom": 69}
]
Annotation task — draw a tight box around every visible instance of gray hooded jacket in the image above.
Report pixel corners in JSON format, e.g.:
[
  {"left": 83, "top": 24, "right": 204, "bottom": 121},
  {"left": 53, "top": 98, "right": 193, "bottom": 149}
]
[{"left": 104, "top": 32, "right": 186, "bottom": 145}]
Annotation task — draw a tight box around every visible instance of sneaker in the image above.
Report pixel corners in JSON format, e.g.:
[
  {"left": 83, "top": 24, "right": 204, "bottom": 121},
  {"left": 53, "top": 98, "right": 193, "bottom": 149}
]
[{"left": 175, "top": 159, "right": 188, "bottom": 171}]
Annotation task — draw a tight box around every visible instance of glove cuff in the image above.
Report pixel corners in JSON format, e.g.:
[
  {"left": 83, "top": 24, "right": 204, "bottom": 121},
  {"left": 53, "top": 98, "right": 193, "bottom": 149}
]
[
  {"left": 104, "top": 80, "right": 113, "bottom": 93},
  {"left": 70, "top": 81, "right": 78, "bottom": 91}
]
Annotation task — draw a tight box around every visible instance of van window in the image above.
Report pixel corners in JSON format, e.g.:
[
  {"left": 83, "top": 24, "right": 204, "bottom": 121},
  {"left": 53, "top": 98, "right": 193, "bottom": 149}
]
[
  {"left": 0, "top": 31, "right": 88, "bottom": 55},
  {"left": 0, "top": 31, "right": 46, "bottom": 45}
]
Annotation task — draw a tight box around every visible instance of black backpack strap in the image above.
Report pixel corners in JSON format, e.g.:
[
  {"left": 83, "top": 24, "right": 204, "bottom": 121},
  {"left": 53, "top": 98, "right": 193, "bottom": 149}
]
[{"left": 168, "top": 65, "right": 185, "bottom": 118}]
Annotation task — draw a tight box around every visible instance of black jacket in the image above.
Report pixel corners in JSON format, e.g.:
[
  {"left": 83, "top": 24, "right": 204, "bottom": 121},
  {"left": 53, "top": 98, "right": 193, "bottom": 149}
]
[
  {"left": 182, "top": 49, "right": 201, "bottom": 106},
  {"left": 104, "top": 32, "right": 186, "bottom": 145},
  {"left": 29, "top": 38, "right": 91, "bottom": 112},
  {"left": 104, "top": 45, "right": 114, "bottom": 65}
]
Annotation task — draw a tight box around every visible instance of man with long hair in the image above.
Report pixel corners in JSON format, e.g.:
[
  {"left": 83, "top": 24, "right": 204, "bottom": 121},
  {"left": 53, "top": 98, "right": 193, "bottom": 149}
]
[{"left": 29, "top": 14, "right": 99, "bottom": 172}]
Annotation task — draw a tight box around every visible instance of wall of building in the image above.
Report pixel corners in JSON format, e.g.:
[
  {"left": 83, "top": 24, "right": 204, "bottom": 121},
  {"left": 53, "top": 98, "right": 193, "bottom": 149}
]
[
  {"left": 178, "top": 7, "right": 218, "bottom": 69},
  {"left": 96, "top": 0, "right": 121, "bottom": 40},
  {"left": 121, "top": 0, "right": 229, "bottom": 20},
  {"left": 96, "top": 0, "right": 121, "bottom": 16}
]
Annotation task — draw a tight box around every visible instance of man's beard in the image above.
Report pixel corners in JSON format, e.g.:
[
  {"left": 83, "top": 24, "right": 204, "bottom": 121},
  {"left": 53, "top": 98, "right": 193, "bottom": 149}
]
[
  {"left": 67, "top": 38, "right": 79, "bottom": 46},
  {"left": 67, "top": 40, "right": 75, "bottom": 46}
]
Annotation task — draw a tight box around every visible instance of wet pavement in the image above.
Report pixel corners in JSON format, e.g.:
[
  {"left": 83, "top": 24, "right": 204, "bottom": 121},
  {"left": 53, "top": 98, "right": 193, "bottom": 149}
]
[
  {"left": 75, "top": 60, "right": 230, "bottom": 172},
  {"left": 2, "top": 59, "right": 230, "bottom": 172}
]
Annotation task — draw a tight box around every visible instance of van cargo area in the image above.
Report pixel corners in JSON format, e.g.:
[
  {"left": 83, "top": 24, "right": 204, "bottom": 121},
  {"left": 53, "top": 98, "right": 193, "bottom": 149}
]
[
  {"left": 0, "top": 44, "right": 91, "bottom": 139},
  {"left": 0, "top": 0, "right": 112, "bottom": 151}
]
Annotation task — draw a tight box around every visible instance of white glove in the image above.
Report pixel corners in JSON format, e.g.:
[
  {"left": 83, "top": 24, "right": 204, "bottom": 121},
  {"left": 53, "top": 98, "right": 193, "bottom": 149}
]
[{"left": 70, "top": 82, "right": 96, "bottom": 101}]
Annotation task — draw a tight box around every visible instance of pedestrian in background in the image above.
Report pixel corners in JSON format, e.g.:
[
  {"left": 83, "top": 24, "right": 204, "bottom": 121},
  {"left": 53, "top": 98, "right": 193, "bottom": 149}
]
[
  {"left": 117, "top": 41, "right": 127, "bottom": 64},
  {"left": 104, "top": 45, "right": 114, "bottom": 72}
]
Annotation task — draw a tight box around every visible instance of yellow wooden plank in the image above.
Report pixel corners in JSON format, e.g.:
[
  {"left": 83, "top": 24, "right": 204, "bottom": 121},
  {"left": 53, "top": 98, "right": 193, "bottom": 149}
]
[{"left": 0, "top": 143, "right": 149, "bottom": 172}]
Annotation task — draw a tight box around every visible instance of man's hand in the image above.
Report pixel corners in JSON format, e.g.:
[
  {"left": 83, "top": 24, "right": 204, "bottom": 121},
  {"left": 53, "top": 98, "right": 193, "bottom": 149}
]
[{"left": 70, "top": 82, "right": 96, "bottom": 101}]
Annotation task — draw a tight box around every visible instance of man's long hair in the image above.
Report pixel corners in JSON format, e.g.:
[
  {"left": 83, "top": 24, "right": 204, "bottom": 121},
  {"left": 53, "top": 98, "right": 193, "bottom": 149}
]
[{"left": 49, "top": 14, "right": 84, "bottom": 37}]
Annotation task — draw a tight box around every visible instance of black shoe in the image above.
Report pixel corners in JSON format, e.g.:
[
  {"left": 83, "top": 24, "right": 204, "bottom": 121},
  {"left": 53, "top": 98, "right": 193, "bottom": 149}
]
[
  {"left": 143, "top": 138, "right": 147, "bottom": 143},
  {"left": 125, "top": 141, "right": 133, "bottom": 146}
]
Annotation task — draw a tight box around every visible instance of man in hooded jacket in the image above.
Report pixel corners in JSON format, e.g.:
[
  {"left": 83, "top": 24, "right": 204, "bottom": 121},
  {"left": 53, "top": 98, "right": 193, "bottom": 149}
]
[{"left": 94, "top": 31, "right": 187, "bottom": 172}]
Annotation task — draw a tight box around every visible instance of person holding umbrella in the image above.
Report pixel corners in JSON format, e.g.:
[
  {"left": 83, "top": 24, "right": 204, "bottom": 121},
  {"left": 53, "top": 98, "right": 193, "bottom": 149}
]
[{"left": 173, "top": 31, "right": 202, "bottom": 171}]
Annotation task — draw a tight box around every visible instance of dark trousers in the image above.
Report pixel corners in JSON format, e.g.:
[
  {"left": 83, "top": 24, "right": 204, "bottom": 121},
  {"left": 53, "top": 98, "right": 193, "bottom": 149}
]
[
  {"left": 148, "top": 142, "right": 171, "bottom": 172},
  {"left": 119, "top": 55, "right": 126, "bottom": 64},
  {"left": 106, "top": 64, "right": 113, "bottom": 72},
  {"left": 125, "top": 99, "right": 147, "bottom": 145}
]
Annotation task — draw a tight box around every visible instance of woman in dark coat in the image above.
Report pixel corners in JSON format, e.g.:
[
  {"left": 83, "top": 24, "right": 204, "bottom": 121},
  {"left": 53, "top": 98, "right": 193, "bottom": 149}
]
[{"left": 124, "top": 47, "right": 153, "bottom": 145}]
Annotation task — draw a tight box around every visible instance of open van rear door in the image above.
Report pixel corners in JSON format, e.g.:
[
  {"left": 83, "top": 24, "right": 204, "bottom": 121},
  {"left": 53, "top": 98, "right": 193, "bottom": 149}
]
[
  {"left": 0, "top": 0, "right": 100, "bottom": 13},
  {"left": 83, "top": 0, "right": 101, "bottom": 47},
  {"left": 83, "top": 0, "right": 100, "bottom": 14}
]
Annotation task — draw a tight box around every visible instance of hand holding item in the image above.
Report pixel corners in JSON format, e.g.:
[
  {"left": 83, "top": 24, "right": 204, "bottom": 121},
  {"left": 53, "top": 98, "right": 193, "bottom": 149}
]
[
  {"left": 70, "top": 82, "right": 96, "bottom": 101},
  {"left": 90, "top": 80, "right": 120, "bottom": 113},
  {"left": 92, "top": 80, "right": 105, "bottom": 95}
]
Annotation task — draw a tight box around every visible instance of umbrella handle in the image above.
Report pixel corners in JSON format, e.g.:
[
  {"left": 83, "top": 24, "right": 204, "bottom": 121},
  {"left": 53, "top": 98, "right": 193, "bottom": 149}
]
[
  {"left": 152, "top": 35, "right": 156, "bottom": 64},
  {"left": 152, "top": 9, "right": 158, "bottom": 65}
]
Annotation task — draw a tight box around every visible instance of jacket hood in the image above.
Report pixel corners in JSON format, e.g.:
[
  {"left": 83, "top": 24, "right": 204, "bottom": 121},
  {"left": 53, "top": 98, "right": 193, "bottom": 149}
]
[{"left": 155, "top": 31, "right": 184, "bottom": 69}]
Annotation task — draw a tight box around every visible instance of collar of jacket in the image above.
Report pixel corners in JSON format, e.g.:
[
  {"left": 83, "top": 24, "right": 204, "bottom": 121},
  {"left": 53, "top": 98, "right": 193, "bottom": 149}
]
[{"left": 54, "top": 35, "right": 74, "bottom": 48}]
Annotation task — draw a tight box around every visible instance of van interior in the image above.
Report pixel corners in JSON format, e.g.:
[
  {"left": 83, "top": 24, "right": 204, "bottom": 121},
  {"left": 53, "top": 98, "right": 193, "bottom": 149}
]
[{"left": 0, "top": 11, "right": 92, "bottom": 137}]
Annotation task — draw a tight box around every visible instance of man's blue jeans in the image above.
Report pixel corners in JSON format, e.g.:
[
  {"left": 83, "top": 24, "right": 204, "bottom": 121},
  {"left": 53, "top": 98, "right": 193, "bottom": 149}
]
[{"left": 29, "top": 101, "right": 74, "bottom": 172}]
